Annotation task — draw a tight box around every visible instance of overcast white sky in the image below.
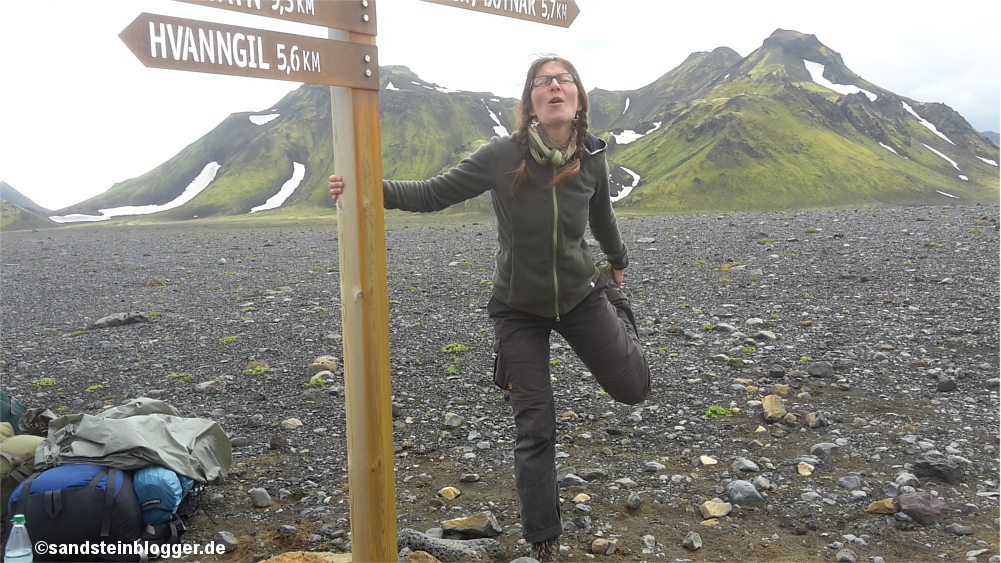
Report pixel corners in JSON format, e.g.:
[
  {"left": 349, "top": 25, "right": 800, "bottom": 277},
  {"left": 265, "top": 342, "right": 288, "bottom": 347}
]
[{"left": 1, "top": 0, "right": 998, "bottom": 210}]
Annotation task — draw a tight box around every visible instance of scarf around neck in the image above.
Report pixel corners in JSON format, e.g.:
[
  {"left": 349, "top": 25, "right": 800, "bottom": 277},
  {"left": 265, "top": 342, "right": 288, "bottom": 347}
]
[{"left": 528, "top": 126, "right": 577, "bottom": 168}]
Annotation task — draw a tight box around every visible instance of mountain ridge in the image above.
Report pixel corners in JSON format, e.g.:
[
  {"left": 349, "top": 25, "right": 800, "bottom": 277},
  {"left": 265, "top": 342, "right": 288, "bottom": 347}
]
[{"left": 19, "top": 29, "right": 1001, "bottom": 225}]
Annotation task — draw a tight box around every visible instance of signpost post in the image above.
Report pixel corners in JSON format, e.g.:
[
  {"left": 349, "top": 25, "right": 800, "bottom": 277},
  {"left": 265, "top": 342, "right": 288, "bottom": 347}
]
[{"left": 120, "top": 2, "right": 396, "bottom": 561}]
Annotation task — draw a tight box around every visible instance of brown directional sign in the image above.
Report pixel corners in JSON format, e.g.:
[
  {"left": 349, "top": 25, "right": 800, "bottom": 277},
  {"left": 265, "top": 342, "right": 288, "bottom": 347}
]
[
  {"left": 170, "top": 0, "right": 377, "bottom": 35},
  {"left": 419, "top": 0, "right": 579, "bottom": 28},
  {"left": 119, "top": 12, "right": 379, "bottom": 89}
]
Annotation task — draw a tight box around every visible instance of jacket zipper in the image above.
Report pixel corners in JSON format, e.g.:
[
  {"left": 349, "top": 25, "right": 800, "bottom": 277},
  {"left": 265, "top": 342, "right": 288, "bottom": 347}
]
[{"left": 551, "top": 176, "right": 561, "bottom": 322}]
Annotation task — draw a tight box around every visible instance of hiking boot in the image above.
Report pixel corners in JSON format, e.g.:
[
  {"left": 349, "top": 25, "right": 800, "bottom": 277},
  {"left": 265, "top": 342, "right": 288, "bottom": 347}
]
[{"left": 531, "top": 537, "right": 558, "bottom": 562}]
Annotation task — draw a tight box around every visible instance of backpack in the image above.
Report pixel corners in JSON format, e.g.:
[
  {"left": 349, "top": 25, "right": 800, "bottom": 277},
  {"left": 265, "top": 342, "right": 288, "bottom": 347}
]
[
  {"left": 1, "top": 391, "right": 27, "bottom": 434},
  {"left": 0, "top": 433, "right": 44, "bottom": 521},
  {"left": 8, "top": 464, "right": 143, "bottom": 562}
]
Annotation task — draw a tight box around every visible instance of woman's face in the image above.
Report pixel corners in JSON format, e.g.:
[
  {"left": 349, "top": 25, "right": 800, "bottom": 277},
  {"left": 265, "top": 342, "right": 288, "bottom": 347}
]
[{"left": 530, "top": 60, "right": 580, "bottom": 138}]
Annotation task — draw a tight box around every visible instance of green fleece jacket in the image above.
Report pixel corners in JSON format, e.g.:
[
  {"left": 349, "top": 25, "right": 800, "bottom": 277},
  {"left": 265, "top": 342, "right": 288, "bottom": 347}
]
[{"left": 383, "top": 132, "right": 628, "bottom": 319}]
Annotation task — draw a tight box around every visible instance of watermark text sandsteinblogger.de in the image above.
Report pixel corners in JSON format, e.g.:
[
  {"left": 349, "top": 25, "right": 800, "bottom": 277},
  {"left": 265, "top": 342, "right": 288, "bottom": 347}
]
[{"left": 34, "top": 540, "right": 226, "bottom": 559}]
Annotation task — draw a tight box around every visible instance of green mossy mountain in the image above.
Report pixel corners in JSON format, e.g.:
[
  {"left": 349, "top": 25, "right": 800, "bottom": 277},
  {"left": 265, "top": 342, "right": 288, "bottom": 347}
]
[
  {"left": 52, "top": 30, "right": 999, "bottom": 220},
  {"left": 0, "top": 182, "right": 57, "bottom": 231}
]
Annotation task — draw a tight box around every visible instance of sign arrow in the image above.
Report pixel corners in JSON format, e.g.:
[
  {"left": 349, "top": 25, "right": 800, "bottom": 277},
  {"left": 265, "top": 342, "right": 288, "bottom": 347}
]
[
  {"left": 419, "top": 0, "right": 579, "bottom": 28},
  {"left": 119, "top": 12, "right": 380, "bottom": 89},
  {"left": 170, "top": 0, "right": 377, "bottom": 35}
]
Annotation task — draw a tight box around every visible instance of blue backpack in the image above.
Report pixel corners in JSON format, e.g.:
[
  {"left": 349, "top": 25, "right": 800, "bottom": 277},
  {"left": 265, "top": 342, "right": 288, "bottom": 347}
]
[{"left": 132, "top": 466, "right": 194, "bottom": 526}]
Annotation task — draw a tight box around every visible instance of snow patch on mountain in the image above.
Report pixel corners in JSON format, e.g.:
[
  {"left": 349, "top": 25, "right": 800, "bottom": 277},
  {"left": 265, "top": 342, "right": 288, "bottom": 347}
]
[
  {"left": 50, "top": 162, "right": 221, "bottom": 223},
  {"left": 251, "top": 162, "right": 305, "bottom": 213},
  {"left": 250, "top": 114, "right": 280, "bottom": 125},
  {"left": 612, "top": 122, "right": 662, "bottom": 145},
  {"left": 482, "top": 99, "right": 509, "bottom": 137},
  {"left": 903, "top": 102, "right": 955, "bottom": 145},
  {"left": 612, "top": 166, "right": 641, "bottom": 203},
  {"left": 803, "top": 60, "right": 877, "bottom": 102}
]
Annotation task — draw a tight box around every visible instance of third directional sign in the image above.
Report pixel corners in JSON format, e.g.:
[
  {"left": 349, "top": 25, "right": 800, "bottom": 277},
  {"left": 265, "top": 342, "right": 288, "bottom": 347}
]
[
  {"left": 119, "top": 12, "right": 379, "bottom": 89},
  {"left": 171, "top": 0, "right": 377, "bottom": 35},
  {"left": 419, "top": 0, "right": 579, "bottom": 28}
]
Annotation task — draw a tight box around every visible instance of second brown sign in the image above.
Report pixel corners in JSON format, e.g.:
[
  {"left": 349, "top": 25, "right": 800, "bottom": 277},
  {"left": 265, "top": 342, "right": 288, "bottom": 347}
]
[{"left": 119, "top": 12, "right": 380, "bottom": 89}]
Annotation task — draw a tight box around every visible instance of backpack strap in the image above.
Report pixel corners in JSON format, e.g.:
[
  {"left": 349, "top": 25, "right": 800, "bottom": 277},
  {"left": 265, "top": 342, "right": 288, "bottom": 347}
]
[
  {"left": 0, "top": 451, "right": 33, "bottom": 484},
  {"left": 43, "top": 488, "right": 62, "bottom": 518},
  {"left": 100, "top": 467, "right": 117, "bottom": 537},
  {"left": 12, "top": 469, "right": 41, "bottom": 516}
]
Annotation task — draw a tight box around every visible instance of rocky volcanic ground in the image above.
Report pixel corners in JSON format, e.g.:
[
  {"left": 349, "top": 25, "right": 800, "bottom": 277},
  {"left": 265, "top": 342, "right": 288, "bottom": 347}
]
[{"left": 1, "top": 204, "right": 999, "bottom": 563}]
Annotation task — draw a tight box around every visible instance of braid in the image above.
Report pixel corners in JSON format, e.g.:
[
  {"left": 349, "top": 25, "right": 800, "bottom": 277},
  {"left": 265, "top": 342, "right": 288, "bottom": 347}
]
[{"left": 510, "top": 126, "right": 533, "bottom": 194}]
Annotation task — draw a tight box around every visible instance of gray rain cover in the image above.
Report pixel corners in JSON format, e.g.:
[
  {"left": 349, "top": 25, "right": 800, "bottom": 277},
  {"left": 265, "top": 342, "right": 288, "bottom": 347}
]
[{"left": 35, "top": 398, "right": 231, "bottom": 484}]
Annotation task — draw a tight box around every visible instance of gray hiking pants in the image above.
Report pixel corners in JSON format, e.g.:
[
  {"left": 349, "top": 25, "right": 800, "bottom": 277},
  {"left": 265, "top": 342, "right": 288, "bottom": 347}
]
[{"left": 488, "top": 277, "right": 650, "bottom": 543}]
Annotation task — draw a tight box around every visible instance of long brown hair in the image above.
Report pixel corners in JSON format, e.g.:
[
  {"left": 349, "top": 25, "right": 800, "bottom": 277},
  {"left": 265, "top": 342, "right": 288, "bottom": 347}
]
[{"left": 510, "top": 56, "right": 590, "bottom": 193}]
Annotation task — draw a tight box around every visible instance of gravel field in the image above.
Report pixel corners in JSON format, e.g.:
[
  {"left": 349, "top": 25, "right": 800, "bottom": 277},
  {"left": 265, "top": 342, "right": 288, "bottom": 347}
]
[{"left": 1, "top": 204, "right": 999, "bottom": 563}]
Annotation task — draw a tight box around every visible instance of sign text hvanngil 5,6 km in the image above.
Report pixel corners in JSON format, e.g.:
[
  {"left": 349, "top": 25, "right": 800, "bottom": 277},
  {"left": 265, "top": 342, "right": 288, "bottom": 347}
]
[{"left": 119, "top": 12, "right": 379, "bottom": 89}]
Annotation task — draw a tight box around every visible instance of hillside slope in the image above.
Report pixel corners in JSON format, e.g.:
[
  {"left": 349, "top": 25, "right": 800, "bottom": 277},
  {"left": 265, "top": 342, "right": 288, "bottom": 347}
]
[{"left": 53, "top": 31, "right": 999, "bottom": 220}]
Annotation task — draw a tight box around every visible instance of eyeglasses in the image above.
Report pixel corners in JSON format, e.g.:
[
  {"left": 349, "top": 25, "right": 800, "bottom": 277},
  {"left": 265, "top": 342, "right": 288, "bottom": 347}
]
[{"left": 532, "top": 73, "right": 575, "bottom": 88}]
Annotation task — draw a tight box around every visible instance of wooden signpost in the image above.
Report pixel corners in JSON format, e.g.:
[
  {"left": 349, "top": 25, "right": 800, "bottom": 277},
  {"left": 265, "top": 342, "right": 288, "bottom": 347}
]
[
  {"left": 419, "top": 0, "right": 580, "bottom": 27},
  {"left": 120, "top": 2, "right": 395, "bottom": 562},
  {"left": 119, "top": 1, "right": 579, "bottom": 561}
]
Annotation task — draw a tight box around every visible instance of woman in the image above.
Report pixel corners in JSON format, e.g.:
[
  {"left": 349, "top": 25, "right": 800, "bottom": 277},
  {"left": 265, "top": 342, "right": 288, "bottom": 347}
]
[{"left": 330, "top": 56, "right": 650, "bottom": 562}]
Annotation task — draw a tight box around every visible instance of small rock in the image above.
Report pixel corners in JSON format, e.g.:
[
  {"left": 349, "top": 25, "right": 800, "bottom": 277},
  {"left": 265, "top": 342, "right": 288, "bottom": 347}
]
[
  {"left": 270, "top": 436, "right": 288, "bottom": 452},
  {"left": 281, "top": 418, "right": 303, "bottom": 429},
  {"left": 213, "top": 531, "right": 238, "bottom": 552},
  {"left": 895, "top": 472, "right": 921, "bottom": 488},
  {"left": 195, "top": 380, "right": 226, "bottom": 394},
  {"left": 309, "top": 355, "right": 339, "bottom": 373},
  {"left": 762, "top": 395, "right": 786, "bottom": 422},
  {"left": 560, "top": 473, "right": 590, "bottom": 488},
  {"left": 806, "top": 411, "right": 832, "bottom": 428},
  {"left": 682, "top": 531, "right": 702, "bottom": 550},
  {"left": 694, "top": 455, "right": 718, "bottom": 467},
  {"left": 726, "top": 480, "right": 765, "bottom": 505},
  {"left": 590, "top": 538, "right": 616, "bottom": 555},
  {"left": 627, "top": 492, "right": 642, "bottom": 510},
  {"left": 87, "top": 312, "right": 149, "bottom": 330},
  {"left": 807, "top": 361, "right": 833, "bottom": 377},
  {"left": 835, "top": 476, "right": 862, "bottom": 490},
  {"left": 438, "top": 487, "right": 461, "bottom": 500},
  {"left": 913, "top": 452, "right": 963, "bottom": 484},
  {"left": 936, "top": 376, "right": 957, "bottom": 392},
  {"left": 810, "top": 443, "right": 840, "bottom": 458},
  {"left": 732, "top": 457, "right": 760, "bottom": 473},
  {"left": 945, "top": 523, "right": 973, "bottom": 536},
  {"left": 248, "top": 488, "right": 272, "bottom": 508},
  {"left": 441, "top": 512, "right": 502, "bottom": 539},
  {"left": 898, "top": 491, "right": 951, "bottom": 525},
  {"left": 835, "top": 548, "right": 858, "bottom": 563},
  {"left": 700, "top": 500, "right": 733, "bottom": 519}
]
